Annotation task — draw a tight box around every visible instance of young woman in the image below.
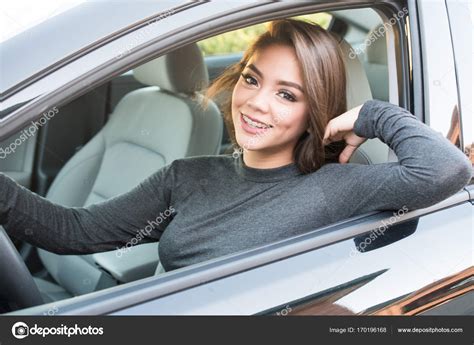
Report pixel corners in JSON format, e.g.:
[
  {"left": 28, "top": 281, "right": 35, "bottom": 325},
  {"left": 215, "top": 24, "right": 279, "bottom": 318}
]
[{"left": 0, "top": 19, "right": 471, "bottom": 272}]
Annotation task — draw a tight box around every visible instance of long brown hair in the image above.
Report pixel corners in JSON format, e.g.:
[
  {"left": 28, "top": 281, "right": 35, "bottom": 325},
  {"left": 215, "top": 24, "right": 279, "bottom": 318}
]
[{"left": 204, "top": 18, "right": 348, "bottom": 174}]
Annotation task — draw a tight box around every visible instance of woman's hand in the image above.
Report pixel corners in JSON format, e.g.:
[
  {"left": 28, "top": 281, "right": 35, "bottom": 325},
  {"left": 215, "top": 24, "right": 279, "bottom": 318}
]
[{"left": 323, "top": 104, "right": 367, "bottom": 164}]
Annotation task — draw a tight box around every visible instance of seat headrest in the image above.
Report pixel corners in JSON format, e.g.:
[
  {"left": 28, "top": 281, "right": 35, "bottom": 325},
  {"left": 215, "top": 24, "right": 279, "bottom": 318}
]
[
  {"left": 133, "top": 43, "right": 209, "bottom": 94},
  {"left": 338, "top": 36, "right": 388, "bottom": 166},
  {"left": 365, "top": 25, "right": 388, "bottom": 65},
  {"left": 337, "top": 37, "right": 373, "bottom": 108}
]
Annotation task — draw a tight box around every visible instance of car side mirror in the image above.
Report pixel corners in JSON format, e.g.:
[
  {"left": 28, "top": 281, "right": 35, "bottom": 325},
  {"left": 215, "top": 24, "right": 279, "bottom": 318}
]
[{"left": 353, "top": 218, "right": 419, "bottom": 253}]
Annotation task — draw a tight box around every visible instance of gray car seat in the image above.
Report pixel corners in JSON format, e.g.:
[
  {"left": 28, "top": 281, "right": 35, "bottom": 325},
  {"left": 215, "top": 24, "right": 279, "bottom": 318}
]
[
  {"left": 34, "top": 43, "right": 223, "bottom": 303},
  {"left": 339, "top": 37, "right": 390, "bottom": 165},
  {"left": 362, "top": 24, "right": 389, "bottom": 102}
]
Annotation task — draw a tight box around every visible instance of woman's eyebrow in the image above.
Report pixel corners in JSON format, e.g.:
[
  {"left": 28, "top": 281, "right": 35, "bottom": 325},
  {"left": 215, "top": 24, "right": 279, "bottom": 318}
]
[{"left": 247, "top": 63, "right": 304, "bottom": 93}]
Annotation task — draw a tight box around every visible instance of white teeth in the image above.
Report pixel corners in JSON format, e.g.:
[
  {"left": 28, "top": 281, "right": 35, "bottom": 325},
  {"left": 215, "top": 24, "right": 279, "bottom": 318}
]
[{"left": 242, "top": 114, "right": 270, "bottom": 129}]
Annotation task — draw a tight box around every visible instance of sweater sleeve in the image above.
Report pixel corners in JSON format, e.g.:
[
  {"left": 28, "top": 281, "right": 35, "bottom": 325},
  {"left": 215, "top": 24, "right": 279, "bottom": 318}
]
[
  {"left": 0, "top": 163, "right": 175, "bottom": 255},
  {"left": 322, "top": 100, "right": 472, "bottom": 220}
]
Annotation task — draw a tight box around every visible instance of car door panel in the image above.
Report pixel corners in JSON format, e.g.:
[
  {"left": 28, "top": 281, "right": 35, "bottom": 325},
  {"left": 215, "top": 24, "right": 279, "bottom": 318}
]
[{"left": 108, "top": 200, "right": 471, "bottom": 315}]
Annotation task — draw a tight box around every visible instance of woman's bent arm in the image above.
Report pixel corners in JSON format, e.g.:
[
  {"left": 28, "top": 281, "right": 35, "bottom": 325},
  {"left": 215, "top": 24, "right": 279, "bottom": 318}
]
[{"left": 320, "top": 100, "right": 472, "bottom": 221}]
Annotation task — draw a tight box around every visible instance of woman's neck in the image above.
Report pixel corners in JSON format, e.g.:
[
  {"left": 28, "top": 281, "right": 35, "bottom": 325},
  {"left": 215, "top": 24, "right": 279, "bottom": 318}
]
[{"left": 242, "top": 149, "right": 294, "bottom": 169}]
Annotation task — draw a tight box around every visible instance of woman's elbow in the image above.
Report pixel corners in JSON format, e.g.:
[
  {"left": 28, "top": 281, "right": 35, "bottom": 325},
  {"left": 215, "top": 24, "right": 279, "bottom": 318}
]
[
  {"left": 448, "top": 153, "right": 471, "bottom": 185},
  {"left": 405, "top": 156, "right": 472, "bottom": 211},
  {"left": 436, "top": 154, "right": 472, "bottom": 198}
]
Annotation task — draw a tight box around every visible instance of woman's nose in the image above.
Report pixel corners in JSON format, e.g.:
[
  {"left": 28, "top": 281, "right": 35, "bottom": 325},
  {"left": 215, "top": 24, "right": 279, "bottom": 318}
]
[{"left": 246, "top": 90, "right": 270, "bottom": 114}]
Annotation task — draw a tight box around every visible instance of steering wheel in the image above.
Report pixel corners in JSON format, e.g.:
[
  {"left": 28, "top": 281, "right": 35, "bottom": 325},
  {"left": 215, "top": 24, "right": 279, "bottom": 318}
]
[{"left": 0, "top": 226, "right": 43, "bottom": 311}]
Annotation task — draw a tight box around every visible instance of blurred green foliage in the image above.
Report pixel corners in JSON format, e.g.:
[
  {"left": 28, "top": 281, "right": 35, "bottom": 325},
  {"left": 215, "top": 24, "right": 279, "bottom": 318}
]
[{"left": 197, "top": 13, "right": 332, "bottom": 57}]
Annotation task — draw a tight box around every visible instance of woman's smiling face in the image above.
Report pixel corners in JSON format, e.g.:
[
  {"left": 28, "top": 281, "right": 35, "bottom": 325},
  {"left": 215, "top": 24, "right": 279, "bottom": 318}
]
[{"left": 231, "top": 44, "right": 309, "bottom": 158}]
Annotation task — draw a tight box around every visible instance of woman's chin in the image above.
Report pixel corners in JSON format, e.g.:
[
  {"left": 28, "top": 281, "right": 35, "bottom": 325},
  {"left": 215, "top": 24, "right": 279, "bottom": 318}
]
[
  {"left": 238, "top": 141, "right": 268, "bottom": 152},
  {"left": 235, "top": 140, "right": 255, "bottom": 151},
  {"left": 237, "top": 134, "right": 268, "bottom": 147}
]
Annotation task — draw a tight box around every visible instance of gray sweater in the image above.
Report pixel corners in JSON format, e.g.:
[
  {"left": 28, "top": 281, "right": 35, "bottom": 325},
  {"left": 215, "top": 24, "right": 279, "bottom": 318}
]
[{"left": 0, "top": 100, "right": 472, "bottom": 271}]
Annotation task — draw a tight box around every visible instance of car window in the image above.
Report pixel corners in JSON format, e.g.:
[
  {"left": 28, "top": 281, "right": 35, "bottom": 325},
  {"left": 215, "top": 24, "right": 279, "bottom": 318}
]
[
  {"left": 197, "top": 13, "right": 332, "bottom": 57},
  {"left": 0, "top": 5, "right": 417, "bottom": 315}
]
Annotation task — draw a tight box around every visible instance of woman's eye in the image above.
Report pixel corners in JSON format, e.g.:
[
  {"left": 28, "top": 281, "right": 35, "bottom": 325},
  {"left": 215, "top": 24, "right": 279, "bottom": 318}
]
[
  {"left": 240, "top": 73, "right": 296, "bottom": 102},
  {"left": 278, "top": 90, "right": 296, "bottom": 102},
  {"left": 241, "top": 73, "right": 257, "bottom": 86}
]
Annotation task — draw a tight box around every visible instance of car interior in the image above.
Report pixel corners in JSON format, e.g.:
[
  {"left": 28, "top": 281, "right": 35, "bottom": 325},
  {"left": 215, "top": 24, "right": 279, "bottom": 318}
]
[{"left": 0, "top": 8, "right": 396, "bottom": 307}]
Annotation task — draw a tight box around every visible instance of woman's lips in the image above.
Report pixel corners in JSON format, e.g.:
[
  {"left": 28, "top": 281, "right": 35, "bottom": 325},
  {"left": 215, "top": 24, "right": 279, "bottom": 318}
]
[{"left": 240, "top": 112, "right": 272, "bottom": 135}]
